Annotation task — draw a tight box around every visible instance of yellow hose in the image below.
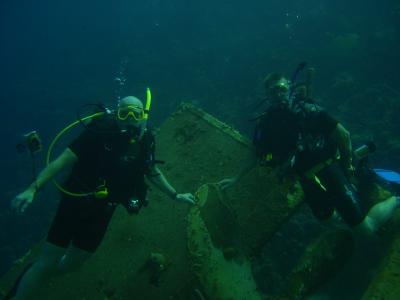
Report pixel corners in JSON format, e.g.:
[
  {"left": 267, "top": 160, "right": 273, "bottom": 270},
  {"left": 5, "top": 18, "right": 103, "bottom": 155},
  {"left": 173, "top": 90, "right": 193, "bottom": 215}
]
[{"left": 46, "top": 112, "right": 105, "bottom": 197}]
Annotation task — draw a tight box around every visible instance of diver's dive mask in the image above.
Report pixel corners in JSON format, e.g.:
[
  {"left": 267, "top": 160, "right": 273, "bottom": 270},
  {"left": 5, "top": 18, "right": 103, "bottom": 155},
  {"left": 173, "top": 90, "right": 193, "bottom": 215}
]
[
  {"left": 116, "top": 107, "right": 146, "bottom": 140},
  {"left": 268, "top": 79, "right": 291, "bottom": 108},
  {"left": 117, "top": 105, "right": 145, "bottom": 121},
  {"left": 270, "top": 79, "right": 290, "bottom": 98}
]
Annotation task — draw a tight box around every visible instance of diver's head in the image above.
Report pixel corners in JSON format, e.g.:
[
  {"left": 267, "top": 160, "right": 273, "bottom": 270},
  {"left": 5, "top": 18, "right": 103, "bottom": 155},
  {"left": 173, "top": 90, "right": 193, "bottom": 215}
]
[
  {"left": 116, "top": 96, "right": 146, "bottom": 137},
  {"left": 264, "top": 73, "right": 290, "bottom": 106}
]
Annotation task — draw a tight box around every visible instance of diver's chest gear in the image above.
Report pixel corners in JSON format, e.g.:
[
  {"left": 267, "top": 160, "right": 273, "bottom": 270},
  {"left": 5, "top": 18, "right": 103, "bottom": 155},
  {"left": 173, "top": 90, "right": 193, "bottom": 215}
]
[
  {"left": 253, "top": 104, "right": 300, "bottom": 166},
  {"left": 108, "top": 130, "right": 153, "bottom": 195},
  {"left": 64, "top": 126, "right": 155, "bottom": 210},
  {"left": 91, "top": 180, "right": 109, "bottom": 199},
  {"left": 106, "top": 191, "right": 149, "bottom": 214},
  {"left": 126, "top": 198, "right": 141, "bottom": 213},
  {"left": 101, "top": 129, "right": 152, "bottom": 169},
  {"left": 293, "top": 102, "right": 333, "bottom": 156},
  {"left": 123, "top": 196, "right": 149, "bottom": 214},
  {"left": 254, "top": 101, "right": 336, "bottom": 170},
  {"left": 296, "top": 132, "right": 326, "bottom": 154}
]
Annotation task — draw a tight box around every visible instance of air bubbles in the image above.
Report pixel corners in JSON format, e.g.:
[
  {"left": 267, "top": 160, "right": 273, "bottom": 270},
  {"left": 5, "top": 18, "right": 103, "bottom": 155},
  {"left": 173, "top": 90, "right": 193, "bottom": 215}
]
[{"left": 114, "top": 57, "right": 130, "bottom": 101}]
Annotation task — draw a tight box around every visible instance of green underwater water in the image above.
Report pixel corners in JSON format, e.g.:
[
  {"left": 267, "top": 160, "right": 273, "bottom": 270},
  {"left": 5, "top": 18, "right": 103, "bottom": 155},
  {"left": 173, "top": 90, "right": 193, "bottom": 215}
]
[{"left": 0, "top": 0, "right": 399, "bottom": 299}]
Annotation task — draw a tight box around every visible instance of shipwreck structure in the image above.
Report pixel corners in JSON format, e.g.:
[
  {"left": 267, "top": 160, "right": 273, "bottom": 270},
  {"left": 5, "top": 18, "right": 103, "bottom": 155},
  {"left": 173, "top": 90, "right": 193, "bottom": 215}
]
[{"left": 1, "top": 104, "right": 399, "bottom": 299}]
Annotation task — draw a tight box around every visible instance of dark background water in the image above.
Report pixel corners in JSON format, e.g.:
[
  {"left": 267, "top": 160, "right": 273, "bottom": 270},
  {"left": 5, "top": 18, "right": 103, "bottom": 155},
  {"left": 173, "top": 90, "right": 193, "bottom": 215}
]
[{"left": 1, "top": 0, "right": 399, "bottom": 285}]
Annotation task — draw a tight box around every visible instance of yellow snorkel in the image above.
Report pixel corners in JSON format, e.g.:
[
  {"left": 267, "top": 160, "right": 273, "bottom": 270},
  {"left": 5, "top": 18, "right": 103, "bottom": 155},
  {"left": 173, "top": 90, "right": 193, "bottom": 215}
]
[{"left": 144, "top": 87, "right": 152, "bottom": 120}]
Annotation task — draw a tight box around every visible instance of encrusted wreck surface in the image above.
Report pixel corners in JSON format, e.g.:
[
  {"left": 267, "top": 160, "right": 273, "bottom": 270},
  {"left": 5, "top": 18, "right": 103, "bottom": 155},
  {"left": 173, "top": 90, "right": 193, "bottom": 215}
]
[{"left": 0, "top": 104, "right": 301, "bottom": 299}]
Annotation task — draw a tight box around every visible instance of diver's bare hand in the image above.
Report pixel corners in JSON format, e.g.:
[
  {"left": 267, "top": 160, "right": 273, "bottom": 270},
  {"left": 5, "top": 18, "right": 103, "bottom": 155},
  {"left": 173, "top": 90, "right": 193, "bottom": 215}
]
[
  {"left": 217, "top": 177, "right": 237, "bottom": 191},
  {"left": 12, "top": 187, "right": 36, "bottom": 213},
  {"left": 176, "top": 193, "right": 195, "bottom": 204}
]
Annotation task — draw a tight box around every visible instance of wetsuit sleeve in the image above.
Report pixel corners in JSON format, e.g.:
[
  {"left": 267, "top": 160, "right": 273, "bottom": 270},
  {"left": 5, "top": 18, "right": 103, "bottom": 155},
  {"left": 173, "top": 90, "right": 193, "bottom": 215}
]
[
  {"left": 312, "top": 110, "right": 338, "bottom": 135},
  {"left": 319, "top": 111, "right": 338, "bottom": 133},
  {"left": 68, "top": 129, "right": 97, "bottom": 160}
]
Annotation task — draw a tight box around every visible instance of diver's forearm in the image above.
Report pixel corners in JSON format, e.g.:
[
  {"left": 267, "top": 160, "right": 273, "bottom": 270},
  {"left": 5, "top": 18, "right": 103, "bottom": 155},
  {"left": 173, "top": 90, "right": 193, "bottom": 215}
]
[
  {"left": 334, "top": 124, "right": 352, "bottom": 167},
  {"left": 29, "top": 162, "right": 63, "bottom": 191},
  {"left": 341, "top": 135, "right": 353, "bottom": 167},
  {"left": 29, "top": 148, "right": 77, "bottom": 192},
  {"left": 148, "top": 167, "right": 177, "bottom": 199}
]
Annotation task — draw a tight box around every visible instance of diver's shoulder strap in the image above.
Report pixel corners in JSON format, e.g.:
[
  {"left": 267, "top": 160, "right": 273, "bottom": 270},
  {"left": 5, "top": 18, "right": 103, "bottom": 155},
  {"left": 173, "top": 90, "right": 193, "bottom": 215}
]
[
  {"left": 141, "top": 127, "right": 156, "bottom": 163},
  {"left": 85, "top": 114, "right": 119, "bottom": 135},
  {"left": 143, "top": 126, "right": 155, "bottom": 145}
]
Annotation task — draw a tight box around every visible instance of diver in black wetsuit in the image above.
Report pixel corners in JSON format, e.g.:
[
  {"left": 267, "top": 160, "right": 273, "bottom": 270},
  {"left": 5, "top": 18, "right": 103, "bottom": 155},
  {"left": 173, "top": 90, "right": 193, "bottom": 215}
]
[
  {"left": 7, "top": 95, "right": 194, "bottom": 300},
  {"left": 219, "top": 72, "right": 400, "bottom": 233}
]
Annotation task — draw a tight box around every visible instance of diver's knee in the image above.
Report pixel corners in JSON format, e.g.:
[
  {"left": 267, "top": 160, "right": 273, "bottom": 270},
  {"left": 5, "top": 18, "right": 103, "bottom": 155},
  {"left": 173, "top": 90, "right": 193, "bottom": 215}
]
[
  {"left": 34, "top": 243, "right": 66, "bottom": 274},
  {"left": 58, "top": 257, "right": 86, "bottom": 273},
  {"left": 31, "top": 257, "right": 61, "bottom": 277},
  {"left": 353, "top": 216, "right": 376, "bottom": 236},
  {"left": 58, "top": 247, "right": 91, "bottom": 273}
]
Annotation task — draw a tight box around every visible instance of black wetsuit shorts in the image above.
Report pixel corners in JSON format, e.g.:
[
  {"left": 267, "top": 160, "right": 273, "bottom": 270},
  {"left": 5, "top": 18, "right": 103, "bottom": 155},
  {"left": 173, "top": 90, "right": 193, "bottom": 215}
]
[
  {"left": 300, "top": 163, "right": 365, "bottom": 226},
  {"left": 46, "top": 194, "right": 116, "bottom": 253}
]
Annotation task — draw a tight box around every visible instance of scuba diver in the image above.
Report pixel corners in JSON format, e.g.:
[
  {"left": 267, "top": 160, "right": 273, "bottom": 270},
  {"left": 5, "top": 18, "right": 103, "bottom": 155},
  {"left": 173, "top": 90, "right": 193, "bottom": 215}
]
[
  {"left": 219, "top": 68, "right": 400, "bottom": 235},
  {"left": 7, "top": 92, "right": 194, "bottom": 300}
]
